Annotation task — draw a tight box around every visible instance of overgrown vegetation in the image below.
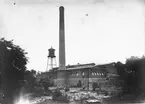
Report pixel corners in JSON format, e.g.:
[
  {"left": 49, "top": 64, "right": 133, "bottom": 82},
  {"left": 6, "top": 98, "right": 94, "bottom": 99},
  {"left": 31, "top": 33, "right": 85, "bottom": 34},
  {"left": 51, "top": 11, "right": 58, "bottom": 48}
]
[
  {"left": 0, "top": 38, "right": 28, "bottom": 104},
  {"left": 115, "top": 56, "right": 145, "bottom": 98},
  {"left": 52, "top": 89, "right": 69, "bottom": 103}
]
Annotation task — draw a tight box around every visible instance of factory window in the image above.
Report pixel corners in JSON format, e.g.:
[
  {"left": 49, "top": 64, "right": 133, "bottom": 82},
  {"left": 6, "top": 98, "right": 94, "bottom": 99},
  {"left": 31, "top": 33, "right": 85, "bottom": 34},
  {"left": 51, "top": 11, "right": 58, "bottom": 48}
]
[
  {"left": 76, "top": 72, "right": 79, "bottom": 76},
  {"left": 97, "top": 73, "right": 99, "bottom": 75},
  {"left": 92, "top": 72, "right": 97, "bottom": 76},
  {"left": 82, "top": 72, "right": 85, "bottom": 76}
]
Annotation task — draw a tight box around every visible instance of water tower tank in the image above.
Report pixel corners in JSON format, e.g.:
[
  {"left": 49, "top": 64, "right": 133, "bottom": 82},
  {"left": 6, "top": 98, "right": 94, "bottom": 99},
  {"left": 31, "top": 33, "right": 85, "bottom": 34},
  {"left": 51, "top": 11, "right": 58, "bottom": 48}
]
[{"left": 48, "top": 47, "right": 56, "bottom": 58}]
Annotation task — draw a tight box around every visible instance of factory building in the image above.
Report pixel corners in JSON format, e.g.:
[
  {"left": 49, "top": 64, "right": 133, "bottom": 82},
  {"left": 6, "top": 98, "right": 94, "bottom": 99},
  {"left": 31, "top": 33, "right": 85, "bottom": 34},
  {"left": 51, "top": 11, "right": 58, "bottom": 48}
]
[{"left": 37, "top": 62, "right": 121, "bottom": 92}]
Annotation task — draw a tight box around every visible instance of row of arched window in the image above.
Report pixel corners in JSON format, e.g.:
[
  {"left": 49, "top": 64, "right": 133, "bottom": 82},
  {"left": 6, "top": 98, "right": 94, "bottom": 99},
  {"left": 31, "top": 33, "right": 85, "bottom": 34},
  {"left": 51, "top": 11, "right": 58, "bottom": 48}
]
[{"left": 91, "top": 72, "right": 105, "bottom": 76}]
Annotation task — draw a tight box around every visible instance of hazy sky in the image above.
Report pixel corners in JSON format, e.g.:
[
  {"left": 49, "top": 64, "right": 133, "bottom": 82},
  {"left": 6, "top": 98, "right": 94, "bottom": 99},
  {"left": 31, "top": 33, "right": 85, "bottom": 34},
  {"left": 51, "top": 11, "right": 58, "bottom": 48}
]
[{"left": 0, "top": 0, "right": 144, "bottom": 72}]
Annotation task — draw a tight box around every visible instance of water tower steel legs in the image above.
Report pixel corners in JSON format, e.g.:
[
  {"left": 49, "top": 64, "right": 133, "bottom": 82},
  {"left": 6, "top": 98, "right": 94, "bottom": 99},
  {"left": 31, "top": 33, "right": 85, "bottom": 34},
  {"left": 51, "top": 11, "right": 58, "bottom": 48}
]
[
  {"left": 46, "top": 47, "right": 56, "bottom": 71},
  {"left": 46, "top": 57, "right": 57, "bottom": 71}
]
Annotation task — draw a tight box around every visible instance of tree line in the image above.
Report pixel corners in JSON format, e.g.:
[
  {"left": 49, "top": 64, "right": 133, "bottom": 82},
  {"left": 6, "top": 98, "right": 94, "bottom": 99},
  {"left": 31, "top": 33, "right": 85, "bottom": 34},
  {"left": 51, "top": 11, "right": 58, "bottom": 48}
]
[{"left": 115, "top": 56, "right": 145, "bottom": 96}]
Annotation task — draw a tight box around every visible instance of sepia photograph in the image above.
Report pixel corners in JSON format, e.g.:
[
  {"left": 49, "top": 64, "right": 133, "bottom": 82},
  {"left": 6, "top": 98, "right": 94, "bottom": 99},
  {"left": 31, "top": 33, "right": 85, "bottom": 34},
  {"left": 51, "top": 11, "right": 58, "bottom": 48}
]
[{"left": 0, "top": 0, "right": 145, "bottom": 104}]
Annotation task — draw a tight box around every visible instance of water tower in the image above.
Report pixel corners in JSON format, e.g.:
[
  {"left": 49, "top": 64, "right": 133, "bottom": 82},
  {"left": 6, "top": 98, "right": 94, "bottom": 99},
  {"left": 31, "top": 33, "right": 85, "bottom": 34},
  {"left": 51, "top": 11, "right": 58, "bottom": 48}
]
[{"left": 46, "top": 47, "right": 57, "bottom": 71}]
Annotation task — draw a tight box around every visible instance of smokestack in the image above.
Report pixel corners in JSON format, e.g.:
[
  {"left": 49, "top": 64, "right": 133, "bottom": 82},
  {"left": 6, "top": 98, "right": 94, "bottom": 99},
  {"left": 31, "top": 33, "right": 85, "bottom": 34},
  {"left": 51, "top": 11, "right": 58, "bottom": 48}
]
[
  {"left": 56, "top": 6, "right": 67, "bottom": 87},
  {"left": 59, "top": 6, "right": 66, "bottom": 70}
]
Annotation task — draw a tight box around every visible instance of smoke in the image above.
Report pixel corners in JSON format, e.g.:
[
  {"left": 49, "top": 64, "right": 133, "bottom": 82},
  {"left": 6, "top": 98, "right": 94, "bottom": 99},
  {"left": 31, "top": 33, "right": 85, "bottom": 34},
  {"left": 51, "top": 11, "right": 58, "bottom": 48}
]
[
  {"left": 13, "top": 87, "right": 32, "bottom": 104},
  {"left": 14, "top": 94, "right": 31, "bottom": 104},
  {"left": 13, "top": 88, "right": 47, "bottom": 104}
]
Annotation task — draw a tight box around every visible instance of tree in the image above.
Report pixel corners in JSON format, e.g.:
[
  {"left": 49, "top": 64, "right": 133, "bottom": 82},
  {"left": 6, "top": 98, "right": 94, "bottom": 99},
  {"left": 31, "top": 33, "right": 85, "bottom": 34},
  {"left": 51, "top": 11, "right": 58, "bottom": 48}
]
[
  {"left": 115, "top": 61, "right": 126, "bottom": 80},
  {"left": 122, "top": 56, "right": 145, "bottom": 95},
  {"left": 0, "top": 38, "right": 28, "bottom": 104},
  {"left": 39, "top": 77, "right": 52, "bottom": 93},
  {"left": 30, "top": 69, "right": 36, "bottom": 76},
  {"left": 23, "top": 70, "right": 37, "bottom": 93}
]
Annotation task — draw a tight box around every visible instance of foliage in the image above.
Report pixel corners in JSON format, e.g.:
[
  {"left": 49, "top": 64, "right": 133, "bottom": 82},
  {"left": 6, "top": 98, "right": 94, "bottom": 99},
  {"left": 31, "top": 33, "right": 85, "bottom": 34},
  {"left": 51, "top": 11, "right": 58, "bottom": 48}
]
[
  {"left": 52, "top": 90, "right": 69, "bottom": 103},
  {"left": 23, "top": 70, "right": 37, "bottom": 93},
  {"left": 115, "top": 56, "right": 145, "bottom": 96},
  {"left": 38, "top": 78, "right": 52, "bottom": 92},
  {"left": 125, "top": 56, "right": 145, "bottom": 94},
  {"left": 0, "top": 38, "right": 28, "bottom": 103}
]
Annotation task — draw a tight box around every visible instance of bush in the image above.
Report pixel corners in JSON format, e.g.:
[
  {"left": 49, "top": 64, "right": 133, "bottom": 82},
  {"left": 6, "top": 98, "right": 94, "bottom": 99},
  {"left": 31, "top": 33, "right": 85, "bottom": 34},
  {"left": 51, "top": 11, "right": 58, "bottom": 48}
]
[{"left": 52, "top": 90, "right": 69, "bottom": 103}]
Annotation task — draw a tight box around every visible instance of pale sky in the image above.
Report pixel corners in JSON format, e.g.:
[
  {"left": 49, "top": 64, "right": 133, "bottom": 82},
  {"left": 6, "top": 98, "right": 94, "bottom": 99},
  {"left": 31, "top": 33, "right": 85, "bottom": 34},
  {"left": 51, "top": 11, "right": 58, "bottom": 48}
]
[{"left": 0, "top": 0, "right": 144, "bottom": 72}]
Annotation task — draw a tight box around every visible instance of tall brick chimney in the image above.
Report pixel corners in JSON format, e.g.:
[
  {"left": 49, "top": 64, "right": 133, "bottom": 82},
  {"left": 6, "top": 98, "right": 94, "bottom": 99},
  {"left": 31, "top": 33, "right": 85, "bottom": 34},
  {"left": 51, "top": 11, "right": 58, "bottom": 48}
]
[
  {"left": 56, "top": 6, "right": 67, "bottom": 87},
  {"left": 59, "top": 6, "right": 66, "bottom": 70}
]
